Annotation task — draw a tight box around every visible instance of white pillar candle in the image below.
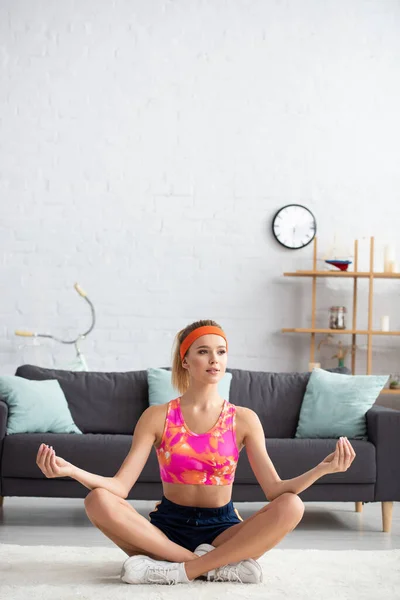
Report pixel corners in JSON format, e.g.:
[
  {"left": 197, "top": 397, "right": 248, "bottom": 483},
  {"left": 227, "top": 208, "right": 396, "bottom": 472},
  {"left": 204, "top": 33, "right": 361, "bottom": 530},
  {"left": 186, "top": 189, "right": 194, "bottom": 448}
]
[
  {"left": 384, "top": 244, "right": 396, "bottom": 272},
  {"left": 381, "top": 316, "right": 390, "bottom": 332}
]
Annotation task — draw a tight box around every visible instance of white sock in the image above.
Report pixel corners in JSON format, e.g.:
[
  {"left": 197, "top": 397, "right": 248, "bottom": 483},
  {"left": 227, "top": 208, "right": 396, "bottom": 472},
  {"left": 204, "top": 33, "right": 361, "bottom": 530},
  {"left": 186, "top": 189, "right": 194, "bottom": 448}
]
[
  {"left": 207, "top": 567, "right": 216, "bottom": 580},
  {"left": 179, "top": 562, "right": 193, "bottom": 583}
]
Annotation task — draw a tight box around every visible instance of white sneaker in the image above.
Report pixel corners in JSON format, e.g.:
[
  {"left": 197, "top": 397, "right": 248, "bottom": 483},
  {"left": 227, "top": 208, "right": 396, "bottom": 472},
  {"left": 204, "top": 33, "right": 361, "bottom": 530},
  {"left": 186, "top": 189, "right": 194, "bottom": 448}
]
[
  {"left": 194, "top": 544, "right": 217, "bottom": 581},
  {"left": 194, "top": 543, "right": 263, "bottom": 583},
  {"left": 121, "top": 554, "right": 193, "bottom": 585}
]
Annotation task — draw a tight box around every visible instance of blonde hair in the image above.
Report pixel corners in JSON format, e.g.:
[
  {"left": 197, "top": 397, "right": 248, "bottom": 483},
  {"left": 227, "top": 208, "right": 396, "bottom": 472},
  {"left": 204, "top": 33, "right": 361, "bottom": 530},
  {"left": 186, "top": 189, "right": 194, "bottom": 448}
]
[{"left": 170, "top": 319, "right": 224, "bottom": 394}]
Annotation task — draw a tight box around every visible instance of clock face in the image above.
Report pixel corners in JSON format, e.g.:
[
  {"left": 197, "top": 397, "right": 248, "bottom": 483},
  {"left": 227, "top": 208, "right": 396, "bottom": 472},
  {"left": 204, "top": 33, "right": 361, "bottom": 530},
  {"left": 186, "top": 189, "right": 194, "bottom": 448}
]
[{"left": 272, "top": 204, "right": 316, "bottom": 249}]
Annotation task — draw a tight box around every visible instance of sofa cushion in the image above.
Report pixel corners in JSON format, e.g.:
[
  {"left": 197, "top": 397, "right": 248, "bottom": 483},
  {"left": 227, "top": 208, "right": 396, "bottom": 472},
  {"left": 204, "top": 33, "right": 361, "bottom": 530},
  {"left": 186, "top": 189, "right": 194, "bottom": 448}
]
[
  {"left": 14, "top": 365, "right": 149, "bottom": 434},
  {"left": 0, "top": 376, "right": 82, "bottom": 435},
  {"left": 233, "top": 438, "right": 375, "bottom": 485},
  {"left": 2, "top": 433, "right": 375, "bottom": 485},
  {"left": 295, "top": 368, "right": 388, "bottom": 440}
]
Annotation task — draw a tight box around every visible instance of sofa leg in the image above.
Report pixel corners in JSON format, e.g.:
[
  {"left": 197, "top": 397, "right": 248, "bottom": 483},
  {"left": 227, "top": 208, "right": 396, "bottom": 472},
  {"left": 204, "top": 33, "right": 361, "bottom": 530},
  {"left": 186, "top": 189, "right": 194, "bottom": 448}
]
[
  {"left": 382, "top": 501, "right": 393, "bottom": 533},
  {"left": 355, "top": 502, "right": 363, "bottom": 513}
]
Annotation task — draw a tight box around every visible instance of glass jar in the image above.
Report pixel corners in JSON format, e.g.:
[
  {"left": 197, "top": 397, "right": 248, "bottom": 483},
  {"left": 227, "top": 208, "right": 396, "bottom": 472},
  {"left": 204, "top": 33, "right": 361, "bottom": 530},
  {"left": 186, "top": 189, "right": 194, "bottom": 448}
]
[{"left": 329, "top": 306, "right": 347, "bottom": 330}]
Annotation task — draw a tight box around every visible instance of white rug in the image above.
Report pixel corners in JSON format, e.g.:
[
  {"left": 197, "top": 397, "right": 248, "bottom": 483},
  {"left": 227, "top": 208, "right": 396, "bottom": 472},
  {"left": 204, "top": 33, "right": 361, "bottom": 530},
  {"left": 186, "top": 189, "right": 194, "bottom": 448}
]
[{"left": 0, "top": 544, "right": 399, "bottom": 600}]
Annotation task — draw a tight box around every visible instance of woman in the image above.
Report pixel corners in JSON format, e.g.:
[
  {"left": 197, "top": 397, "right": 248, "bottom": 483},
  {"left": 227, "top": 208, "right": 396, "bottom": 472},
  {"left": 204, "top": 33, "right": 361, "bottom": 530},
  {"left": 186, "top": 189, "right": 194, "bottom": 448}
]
[{"left": 36, "top": 319, "right": 355, "bottom": 585}]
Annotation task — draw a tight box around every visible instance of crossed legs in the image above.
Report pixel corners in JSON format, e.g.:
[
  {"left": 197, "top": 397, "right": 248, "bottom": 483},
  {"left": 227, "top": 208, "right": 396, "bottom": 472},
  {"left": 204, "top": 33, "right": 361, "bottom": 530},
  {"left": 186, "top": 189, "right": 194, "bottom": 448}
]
[{"left": 84, "top": 489, "right": 305, "bottom": 579}]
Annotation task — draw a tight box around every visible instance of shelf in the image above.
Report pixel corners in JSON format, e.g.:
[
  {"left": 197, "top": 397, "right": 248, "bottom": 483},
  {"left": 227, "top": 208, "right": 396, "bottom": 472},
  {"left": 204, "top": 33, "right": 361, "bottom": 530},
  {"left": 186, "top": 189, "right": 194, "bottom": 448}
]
[
  {"left": 282, "top": 237, "right": 400, "bottom": 377},
  {"left": 282, "top": 328, "right": 400, "bottom": 335},
  {"left": 284, "top": 271, "right": 400, "bottom": 278}
]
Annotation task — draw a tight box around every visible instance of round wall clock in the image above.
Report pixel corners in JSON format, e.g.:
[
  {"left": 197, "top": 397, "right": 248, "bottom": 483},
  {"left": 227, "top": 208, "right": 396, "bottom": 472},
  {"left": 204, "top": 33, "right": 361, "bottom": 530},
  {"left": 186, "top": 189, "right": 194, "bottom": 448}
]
[{"left": 272, "top": 204, "right": 317, "bottom": 249}]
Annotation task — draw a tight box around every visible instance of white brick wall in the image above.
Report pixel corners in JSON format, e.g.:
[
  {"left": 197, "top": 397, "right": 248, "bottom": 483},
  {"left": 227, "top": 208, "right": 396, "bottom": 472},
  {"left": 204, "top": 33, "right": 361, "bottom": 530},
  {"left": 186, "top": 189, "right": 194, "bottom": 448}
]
[{"left": 1, "top": 1, "right": 400, "bottom": 401}]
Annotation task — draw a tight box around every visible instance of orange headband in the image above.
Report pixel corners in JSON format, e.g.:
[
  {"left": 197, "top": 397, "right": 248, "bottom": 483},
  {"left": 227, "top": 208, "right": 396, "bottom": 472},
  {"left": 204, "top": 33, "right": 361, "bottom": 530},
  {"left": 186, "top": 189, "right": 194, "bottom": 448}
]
[{"left": 180, "top": 326, "right": 228, "bottom": 360}]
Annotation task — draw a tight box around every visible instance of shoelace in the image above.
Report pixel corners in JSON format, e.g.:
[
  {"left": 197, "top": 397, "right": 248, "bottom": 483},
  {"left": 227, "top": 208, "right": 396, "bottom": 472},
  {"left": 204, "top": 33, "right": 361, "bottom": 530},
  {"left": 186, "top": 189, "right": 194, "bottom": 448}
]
[
  {"left": 214, "top": 565, "right": 243, "bottom": 583},
  {"left": 147, "top": 565, "right": 177, "bottom": 585}
]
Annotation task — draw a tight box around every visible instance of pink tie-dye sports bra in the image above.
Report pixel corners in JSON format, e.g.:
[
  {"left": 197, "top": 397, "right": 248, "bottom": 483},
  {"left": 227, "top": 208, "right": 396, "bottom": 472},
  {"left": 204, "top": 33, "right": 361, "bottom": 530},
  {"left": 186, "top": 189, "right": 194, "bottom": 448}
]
[{"left": 156, "top": 397, "right": 239, "bottom": 485}]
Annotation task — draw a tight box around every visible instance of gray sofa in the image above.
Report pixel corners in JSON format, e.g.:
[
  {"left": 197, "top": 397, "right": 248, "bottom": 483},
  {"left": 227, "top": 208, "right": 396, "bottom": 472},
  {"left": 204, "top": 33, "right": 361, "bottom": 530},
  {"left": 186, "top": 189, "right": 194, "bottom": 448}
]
[{"left": 0, "top": 364, "right": 399, "bottom": 533}]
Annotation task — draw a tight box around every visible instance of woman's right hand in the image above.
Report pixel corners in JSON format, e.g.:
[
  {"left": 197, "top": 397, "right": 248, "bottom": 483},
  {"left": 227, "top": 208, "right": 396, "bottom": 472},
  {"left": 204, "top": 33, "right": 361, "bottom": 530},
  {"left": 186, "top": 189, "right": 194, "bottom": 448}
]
[{"left": 36, "top": 443, "right": 74, "bottom": 478}]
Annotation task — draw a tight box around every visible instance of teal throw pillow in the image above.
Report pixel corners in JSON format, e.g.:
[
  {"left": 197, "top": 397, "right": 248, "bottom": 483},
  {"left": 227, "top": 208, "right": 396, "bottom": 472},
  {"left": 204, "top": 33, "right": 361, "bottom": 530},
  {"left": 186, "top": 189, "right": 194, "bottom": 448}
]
[
  {"left": 295, "top": 367, "right": 388, "bottom": 440},
  {"left": 147, "top": 367, "right": 233, "bottom": 406},
  {"left": 0, "top": 376, "right": 82, "bottom": 435}
]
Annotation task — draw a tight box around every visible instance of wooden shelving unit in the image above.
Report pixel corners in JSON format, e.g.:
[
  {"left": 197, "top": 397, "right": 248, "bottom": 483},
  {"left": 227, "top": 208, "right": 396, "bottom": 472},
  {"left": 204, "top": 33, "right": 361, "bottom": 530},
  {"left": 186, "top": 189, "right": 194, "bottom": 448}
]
[{"left": 282, "top": 236, "right": 399, "bottom": 394}]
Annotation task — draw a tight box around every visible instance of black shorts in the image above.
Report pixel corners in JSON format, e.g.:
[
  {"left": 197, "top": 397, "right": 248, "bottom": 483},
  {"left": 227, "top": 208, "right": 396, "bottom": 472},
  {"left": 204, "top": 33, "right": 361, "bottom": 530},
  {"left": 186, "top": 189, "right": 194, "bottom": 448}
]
[{"left": 148, "top": 495, "right": 244, "bottom": 552}]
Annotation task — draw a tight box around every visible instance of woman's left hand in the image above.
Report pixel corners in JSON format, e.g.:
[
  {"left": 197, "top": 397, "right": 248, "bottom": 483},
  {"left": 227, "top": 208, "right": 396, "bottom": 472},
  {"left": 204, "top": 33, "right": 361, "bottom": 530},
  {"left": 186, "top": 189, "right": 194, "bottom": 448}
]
[{"left": 319, "top": 437, "right": 356, "bottom": 474}]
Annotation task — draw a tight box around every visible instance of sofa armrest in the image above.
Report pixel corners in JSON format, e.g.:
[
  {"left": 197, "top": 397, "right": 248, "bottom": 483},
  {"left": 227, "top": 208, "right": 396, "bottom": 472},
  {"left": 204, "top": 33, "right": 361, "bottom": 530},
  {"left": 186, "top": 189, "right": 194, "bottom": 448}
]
[
  {"left": 0, "top": 399, "right": 8, "bottom": 441},
  {"left": 366, "top": 405, "right": 400, "bottom": 501}
]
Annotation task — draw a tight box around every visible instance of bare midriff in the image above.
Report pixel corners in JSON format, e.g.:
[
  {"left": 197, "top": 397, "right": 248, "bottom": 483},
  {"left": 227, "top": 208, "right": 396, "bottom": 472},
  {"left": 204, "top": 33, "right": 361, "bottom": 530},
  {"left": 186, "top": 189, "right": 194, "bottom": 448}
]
[{"left": 161, "top": 481, "right": 235, "bottom": 508}]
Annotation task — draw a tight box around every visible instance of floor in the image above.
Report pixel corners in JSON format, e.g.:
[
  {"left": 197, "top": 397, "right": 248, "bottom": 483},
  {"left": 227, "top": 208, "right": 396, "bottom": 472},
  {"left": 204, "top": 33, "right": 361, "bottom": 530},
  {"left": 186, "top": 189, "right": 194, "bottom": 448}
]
[{"left": 0, "top": 498, "right": 399, "bottom": 551}]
